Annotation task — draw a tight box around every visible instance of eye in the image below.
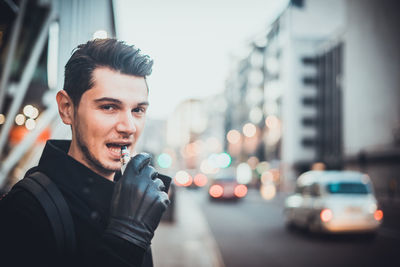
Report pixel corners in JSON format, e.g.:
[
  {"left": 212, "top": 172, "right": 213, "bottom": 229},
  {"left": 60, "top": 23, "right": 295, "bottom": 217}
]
[
  {"left": 132, "top": 106, "right": 146, "bottom": 115},
  {"left": 100, "top": 104, "right": 117, "bottom": 112}
]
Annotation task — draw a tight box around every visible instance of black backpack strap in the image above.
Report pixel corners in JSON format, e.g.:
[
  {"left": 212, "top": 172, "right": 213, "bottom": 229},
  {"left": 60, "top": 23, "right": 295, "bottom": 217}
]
[{"left": 14, "top": 172, "right": 76, "bottom": 257}]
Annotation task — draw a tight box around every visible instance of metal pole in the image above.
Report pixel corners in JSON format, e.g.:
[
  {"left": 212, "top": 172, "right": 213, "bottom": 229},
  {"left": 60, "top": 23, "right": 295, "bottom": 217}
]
[
  {"left": 0, "top": 0, "right": 28, "bottom": 115},
  {"left": 0, "top": 6, "right": 56, "bottom": 159}
]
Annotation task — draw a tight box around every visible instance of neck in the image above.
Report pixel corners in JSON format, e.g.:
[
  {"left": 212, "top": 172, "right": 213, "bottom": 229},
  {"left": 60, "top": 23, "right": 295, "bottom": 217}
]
[{"left": 67, "top": 142, "right": 115, "bottom": 181}]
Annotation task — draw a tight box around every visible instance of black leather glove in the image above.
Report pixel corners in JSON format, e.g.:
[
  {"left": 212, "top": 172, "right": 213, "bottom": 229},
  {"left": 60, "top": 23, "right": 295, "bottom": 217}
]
[{"left": 105, "top": 153, "right": 170, "bottom": 249}]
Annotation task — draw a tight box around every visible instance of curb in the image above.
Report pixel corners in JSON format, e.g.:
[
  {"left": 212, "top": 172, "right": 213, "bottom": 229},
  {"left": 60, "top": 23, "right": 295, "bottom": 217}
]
[{"left": 152, "top": 188, "right": 225, "bottom": 267}]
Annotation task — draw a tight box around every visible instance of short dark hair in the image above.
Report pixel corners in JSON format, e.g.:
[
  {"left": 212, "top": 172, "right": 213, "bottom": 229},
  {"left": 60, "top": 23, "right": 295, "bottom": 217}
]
[{"left": 63, "top": 38, "right": 153, "bottom": 106}]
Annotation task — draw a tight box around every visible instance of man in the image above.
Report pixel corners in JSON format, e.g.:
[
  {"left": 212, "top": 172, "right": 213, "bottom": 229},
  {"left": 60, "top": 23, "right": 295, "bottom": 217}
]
[{"left": 0, "top": 38, "right": 169, "bottom": 266}]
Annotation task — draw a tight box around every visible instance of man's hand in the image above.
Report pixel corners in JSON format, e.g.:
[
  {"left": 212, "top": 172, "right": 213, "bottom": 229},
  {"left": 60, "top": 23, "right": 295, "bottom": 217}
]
[{"left": 105, "top": 153, "right": 170, "bottom": 249}]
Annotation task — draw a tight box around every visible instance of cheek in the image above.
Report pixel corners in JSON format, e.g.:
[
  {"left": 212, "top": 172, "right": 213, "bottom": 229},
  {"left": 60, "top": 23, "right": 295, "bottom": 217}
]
[
  {"left": 135, "top": 119, "right": 146, "bottom": 136},
  {"left": 81, "top": 112, "right": 114, "bottom": 140}
]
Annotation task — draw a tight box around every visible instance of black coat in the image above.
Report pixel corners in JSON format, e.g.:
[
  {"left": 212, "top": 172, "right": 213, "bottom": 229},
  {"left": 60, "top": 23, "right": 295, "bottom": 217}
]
[{"left": 0, "top": 140, "right": 153, "bottom": 267}]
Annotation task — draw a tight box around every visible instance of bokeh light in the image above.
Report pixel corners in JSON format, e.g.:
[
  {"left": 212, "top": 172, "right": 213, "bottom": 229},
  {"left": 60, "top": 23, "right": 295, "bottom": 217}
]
[
  {"left": 260, "top": 182, "right": 276, "bottom": 200},
  {"left": 234, "top": 184, "right": 248, "bottom": 198},
  {"left": 25, "top": 118, "right": 36, "bottom": 130},
  {"left": 193, "top": 173, "right": 208, "bottom": 187},
  {"left": 217, "top": 152, "right": 231, "bottom": 168},
  {"left": 0, "top": 114, "right": 5, "bottom": 125},
  {"left": 157, "top": 153, "right": 172, "bottom": 168},
  {"left": 236, "top": 163, "right": 252, "bottom": 184},
  {"left": 256, "top": 161, "right": 270, "bottom": 174},
  {"left": 15, "top": 114, "right": 25, "bottom": 126},
  {"left": 243, "top": 123, "right": 257, "bottom": 137},
  {"left": 209, "top": 184, "right": 223, "bottom": 198},
  {"left": 174, "top": 170, "right": 192, "bottom": 187},
  {"left": 208, "top": 152, "right": 232, "bottom": 169},
  {"left": 227, "top": 130, "right": 241, "bottom": 144},
  {"left": 320, "top": 209, "right": 333, "bottom": 222},
  {"left": 374, "top": 210, "right": 383, "bottom": 221},
  {"left": 23, "top": 105, "right": 39, "bottom": 119},
  {"left": 265, "top": 115, "right": 280, "bottom": 129}
]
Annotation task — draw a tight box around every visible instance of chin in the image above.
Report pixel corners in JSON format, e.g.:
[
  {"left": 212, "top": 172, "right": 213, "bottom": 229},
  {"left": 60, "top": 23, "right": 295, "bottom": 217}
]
[
  {"left": 101, "top": 160, "right": 122, "bottom": 173},
  {"left": 109, "top": 163, "right": 123, "bottom": 172}
]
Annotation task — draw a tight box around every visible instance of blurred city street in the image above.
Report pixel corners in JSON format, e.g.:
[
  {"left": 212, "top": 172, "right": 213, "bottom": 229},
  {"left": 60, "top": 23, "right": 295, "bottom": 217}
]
[
  {"left": 154, "top": 188, "right": 400, "bottom": 267},
  {"left": 1, "top": 0, "right": 400, "bottom": 266},
  {"left": 152, "top": 188, "right": 225, "bottom": 267}
]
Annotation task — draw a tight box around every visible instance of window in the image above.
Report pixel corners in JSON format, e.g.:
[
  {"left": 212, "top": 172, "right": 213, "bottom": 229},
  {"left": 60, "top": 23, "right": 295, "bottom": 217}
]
[{"left": 326, "top": 182, "right": 370, "bottom": 194}]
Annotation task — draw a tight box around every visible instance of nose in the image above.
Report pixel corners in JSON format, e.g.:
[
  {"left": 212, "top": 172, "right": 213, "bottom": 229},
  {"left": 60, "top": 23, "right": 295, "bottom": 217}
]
[{"left": 116, "top": 111, "right": 136, "bottom": 136}]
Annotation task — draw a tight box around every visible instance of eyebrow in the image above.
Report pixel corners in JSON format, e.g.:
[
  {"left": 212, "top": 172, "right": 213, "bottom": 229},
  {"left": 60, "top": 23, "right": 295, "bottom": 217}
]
[{"left": 94, "top": 97, "right": 149, "bottom": 106}]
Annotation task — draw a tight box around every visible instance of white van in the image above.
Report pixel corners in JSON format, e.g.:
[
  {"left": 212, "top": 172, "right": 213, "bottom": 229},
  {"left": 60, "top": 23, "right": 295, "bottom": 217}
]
[{"left": 284, "top": 170, "right": 383, "bottom": 233}]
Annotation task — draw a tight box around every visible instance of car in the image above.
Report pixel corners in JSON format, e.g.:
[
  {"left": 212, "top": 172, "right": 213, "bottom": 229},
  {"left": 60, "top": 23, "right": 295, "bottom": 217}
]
[
  {"left": 208, "top": 169, "right": 248, "bottom": 201},
  {"left": 284, "top": 170, "right": 383, "bottom": 234}
]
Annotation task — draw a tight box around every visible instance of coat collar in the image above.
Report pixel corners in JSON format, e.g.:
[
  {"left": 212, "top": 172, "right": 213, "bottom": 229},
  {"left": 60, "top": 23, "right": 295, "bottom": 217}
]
[{"left": 33, "top": 139, "right": 116, "bottom": 223}]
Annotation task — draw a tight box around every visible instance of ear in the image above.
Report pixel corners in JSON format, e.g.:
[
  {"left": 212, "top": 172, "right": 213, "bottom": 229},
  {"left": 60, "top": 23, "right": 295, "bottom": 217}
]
[{"left": 56, "top": 90, "right": 74, "bottom": 125}]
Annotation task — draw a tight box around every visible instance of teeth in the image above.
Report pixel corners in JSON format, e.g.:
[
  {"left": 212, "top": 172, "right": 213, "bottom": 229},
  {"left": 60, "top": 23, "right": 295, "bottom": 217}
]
[
  {"left": 109, "top": 146, "right": 121, "bottom": 153},
  {"left": 107, "top": 143, "right": 130, "bottom": 153}
]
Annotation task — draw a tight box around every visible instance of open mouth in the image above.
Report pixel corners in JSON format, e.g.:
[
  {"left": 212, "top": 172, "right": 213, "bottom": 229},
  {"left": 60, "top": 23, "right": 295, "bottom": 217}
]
[{"left": 106, "top": 143, "right": 131, "bottom": 156}]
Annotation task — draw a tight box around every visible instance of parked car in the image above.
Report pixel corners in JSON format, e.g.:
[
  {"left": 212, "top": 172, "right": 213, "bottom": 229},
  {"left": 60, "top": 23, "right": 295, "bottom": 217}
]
[
  {"left": 208, "top": 169, "right": 247, "bottom": 201},
  {"left": 284, "top": 170, "right": 383, "bottom": 234}
]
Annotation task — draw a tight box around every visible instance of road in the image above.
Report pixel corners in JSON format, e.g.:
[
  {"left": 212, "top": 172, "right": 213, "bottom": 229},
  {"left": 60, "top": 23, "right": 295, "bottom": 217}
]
[{"left": 191, "top": 188, "right": 399, "bottom": 267}]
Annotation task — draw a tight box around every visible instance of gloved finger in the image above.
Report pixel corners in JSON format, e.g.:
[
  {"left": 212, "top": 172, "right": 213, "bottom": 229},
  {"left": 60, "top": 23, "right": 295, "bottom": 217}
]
[
  {"left": 129, "top": 153, "right": 151, "bottom": 174},
  {"left": 158, "top": 191, "right": 170, "bottom": 208},
  {"left": 153, "top": 178, "right": 166, "bottom": 192},
  {"left": 146, "top": 192, "right": 170, "bottom": 230},
  {"left": 140, "top": 165, "right": 158, "bottom": 181},
  {"left": 151, "top": 192, "right": 170, "bottom": 219}
]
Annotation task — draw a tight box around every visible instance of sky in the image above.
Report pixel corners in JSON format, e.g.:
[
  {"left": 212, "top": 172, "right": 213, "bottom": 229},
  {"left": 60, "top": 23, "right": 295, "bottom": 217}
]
[{"left": 114, "top": 0, "right": 289, "bottom": 119}]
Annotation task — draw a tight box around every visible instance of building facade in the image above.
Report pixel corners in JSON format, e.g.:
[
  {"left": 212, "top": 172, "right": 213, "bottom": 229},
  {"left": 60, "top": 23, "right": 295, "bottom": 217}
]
[{"left": 225, "top": 0, "right": 400, "bottom": 195}]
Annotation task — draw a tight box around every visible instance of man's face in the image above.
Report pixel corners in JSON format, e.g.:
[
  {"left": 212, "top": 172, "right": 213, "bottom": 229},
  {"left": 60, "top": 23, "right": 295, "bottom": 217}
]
[{"left": 68, "top": 67, "right": 148, "bottom": 180}]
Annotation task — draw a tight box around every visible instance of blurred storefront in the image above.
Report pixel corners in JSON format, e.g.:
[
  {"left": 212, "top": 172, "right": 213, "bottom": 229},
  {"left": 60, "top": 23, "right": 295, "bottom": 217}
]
[{"left": 0, "top": 0, "right": 116, "bottom": 191}]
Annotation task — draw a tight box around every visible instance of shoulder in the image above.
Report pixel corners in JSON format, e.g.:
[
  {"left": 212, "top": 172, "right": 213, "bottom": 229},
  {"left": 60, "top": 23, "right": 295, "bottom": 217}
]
[
  {"left": 0, "top": 182, "right": 57, "bottom": 244},
  {"left": 0, "top": 186, "right": 58, "bottom": 265},
  {"left": 0, "top": 185, "right": 51, "bottom": 228}
]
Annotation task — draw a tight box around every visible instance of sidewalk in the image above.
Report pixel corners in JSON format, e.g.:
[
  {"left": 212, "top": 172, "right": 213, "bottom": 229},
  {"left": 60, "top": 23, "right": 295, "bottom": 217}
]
[{"left": 152, "top": 188, "right": 225, "bottom": 267}]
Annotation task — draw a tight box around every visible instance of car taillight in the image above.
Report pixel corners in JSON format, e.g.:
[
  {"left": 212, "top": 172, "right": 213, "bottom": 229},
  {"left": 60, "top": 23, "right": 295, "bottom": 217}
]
[
  {"left": 374, "top": 209, "right": 383, "bottom": 221},
  {"left": 194, "top": 173, "right": 208, "bottom": 187},
  {"left": 209, "top": 185, "right": 223, "bottom": 198},
  {"left": 320, "top": 208, "right": 333, "bottom": 222},
  {"left": 234, "top": 184, "right": 247, "bottom": 198}
]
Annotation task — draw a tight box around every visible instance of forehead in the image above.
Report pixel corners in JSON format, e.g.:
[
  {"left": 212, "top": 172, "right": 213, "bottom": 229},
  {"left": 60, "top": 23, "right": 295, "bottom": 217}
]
[{"left": 82, "top": 67, "right": 148, "bottom": 103}]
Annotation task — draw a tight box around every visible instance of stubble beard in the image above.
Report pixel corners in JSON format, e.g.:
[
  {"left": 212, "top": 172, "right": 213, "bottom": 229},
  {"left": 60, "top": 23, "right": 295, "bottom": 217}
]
[{"left": 74, "top": 121, "right": 120, "bottom": 177}]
